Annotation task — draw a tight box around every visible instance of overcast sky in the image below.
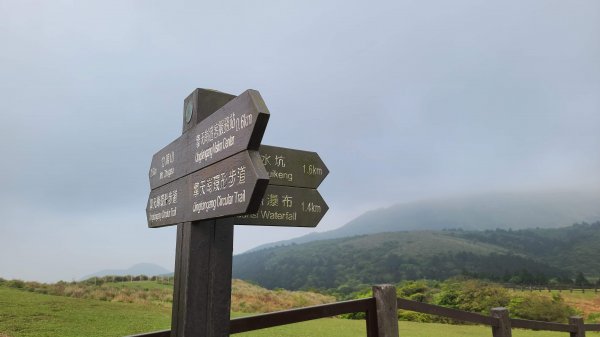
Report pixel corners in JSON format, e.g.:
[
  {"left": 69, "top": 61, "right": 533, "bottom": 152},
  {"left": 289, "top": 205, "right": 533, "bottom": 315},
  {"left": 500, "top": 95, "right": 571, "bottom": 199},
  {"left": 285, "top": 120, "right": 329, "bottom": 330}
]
[{"left": 1, "top": 1, "right": 599, "bottom": 282}]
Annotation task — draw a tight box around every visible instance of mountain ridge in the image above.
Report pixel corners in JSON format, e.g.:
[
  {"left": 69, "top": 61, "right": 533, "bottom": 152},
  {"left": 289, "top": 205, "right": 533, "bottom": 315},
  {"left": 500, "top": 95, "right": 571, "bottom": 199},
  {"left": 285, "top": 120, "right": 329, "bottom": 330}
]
[
  {"left": 247, "top": 189, "right": 600, "bottom": 252},
  {"left": 233, "top": 222, "right": 600, "bottom": 291}
]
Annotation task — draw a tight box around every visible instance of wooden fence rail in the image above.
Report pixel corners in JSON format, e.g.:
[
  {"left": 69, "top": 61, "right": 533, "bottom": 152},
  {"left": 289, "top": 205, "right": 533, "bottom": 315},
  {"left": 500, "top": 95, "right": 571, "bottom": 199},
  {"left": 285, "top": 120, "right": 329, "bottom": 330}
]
[
  {"left": 396, "top": 298, "right": 498, "bottom": 325},
  {"left": 230, "top": 298, "right": 375, "bottom": 334},
  {"left": 126, "top": 284, "right": 600, "bottom": 337}
]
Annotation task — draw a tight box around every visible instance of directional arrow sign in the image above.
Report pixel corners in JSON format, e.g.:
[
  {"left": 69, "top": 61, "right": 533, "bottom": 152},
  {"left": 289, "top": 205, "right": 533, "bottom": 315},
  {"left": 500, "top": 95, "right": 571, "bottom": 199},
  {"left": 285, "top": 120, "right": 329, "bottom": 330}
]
[
  {"left": 236, "top": 185, "right": 328, "bottom": 227},
  {"left": 146, "top": 150, "right": 268, "bottom": 228},
  {"left": 149, "top": 90, "right": 269, "bottom": 190},
  {"left": 258, "top": 145, "right": 329, "bottom": 189}
]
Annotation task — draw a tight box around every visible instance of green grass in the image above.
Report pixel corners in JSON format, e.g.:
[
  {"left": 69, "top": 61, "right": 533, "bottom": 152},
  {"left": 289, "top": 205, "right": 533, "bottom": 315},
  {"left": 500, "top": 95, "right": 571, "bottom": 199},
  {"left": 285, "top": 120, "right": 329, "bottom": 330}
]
[
  {"left": 0, "top": 286, "right": 170, "bottom": 337},
  {"left": 2, "top": 286, "right": 599, "bottom": 337}
]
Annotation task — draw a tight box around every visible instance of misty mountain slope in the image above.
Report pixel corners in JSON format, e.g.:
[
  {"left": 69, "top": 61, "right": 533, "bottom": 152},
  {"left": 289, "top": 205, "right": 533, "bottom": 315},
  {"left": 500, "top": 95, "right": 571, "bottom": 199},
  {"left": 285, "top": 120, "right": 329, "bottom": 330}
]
[
  {"left": 233, "top": 229, "right": 573, "bottom": 290},
  {"left": 249, "top": 189, "right": 600, "bottom": 251},
  {"left": 329, "top": 231, "right": 508, "bottom": 257},
  {"left": 453, "top": 221, "right": 600, "bottom": 275}
]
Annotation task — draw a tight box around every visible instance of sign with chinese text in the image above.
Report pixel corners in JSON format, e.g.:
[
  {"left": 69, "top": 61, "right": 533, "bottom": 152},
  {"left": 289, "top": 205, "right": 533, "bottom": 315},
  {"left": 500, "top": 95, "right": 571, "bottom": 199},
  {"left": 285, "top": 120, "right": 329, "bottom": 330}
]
[
  {"left": 259, "top": 145, "right": 329, "bottom": 189},
  {"left": 236, "top": 185, "right": 328, "bottom": 227},
  {"left": 146, "top": 150, "right": 268, "bottom": 227},
  {"left": 149, "top": 90, "right": 269, "bottom": 190}
]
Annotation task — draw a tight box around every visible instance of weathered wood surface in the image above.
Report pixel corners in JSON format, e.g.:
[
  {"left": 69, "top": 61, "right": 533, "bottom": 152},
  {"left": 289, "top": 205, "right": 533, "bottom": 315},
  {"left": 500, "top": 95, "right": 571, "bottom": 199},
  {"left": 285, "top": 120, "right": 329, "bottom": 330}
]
[
  {"left": 146, "top": 150, "right": 268, "bottom": 227},
  {"left": 365, "top": 304, "right": 379, "bottom": 337},
  {"left": 149, "top": 89, "right": 269, "bottom": 190},
  {"left": 491, "top": 307, "right": 512, "bottom": 337},
  {"left": 570, "top": 316, "right": 586, "bottom": 337},
  {"left": 236, "top": 185, "right": 328, "bottom": 227},
  {"left": 373, "top": 285, "right": 399, "bottom": 337},
  {"left": 258, "top": 145, "right": 328, "bottom": 188},
  {"left": 170, "top": 220, "right": 234, "bottom": 337}
]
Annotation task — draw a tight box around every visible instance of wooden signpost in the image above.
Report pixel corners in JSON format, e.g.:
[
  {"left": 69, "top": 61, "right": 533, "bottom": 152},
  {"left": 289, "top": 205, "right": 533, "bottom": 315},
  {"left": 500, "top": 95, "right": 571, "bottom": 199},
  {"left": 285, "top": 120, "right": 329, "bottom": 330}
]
[
  {"left": 237, "top": 185, "right": 328, "bottom": 227},
  {"left": 149, "top": 90, "right": 270, "bottom": 191},
  {"left": 258, "top": 145, "right": 328, "bottom": 189},
  {"left": 147, "top": 150, "right": 268, "bottom": 227},
  {"left": 146, "top": 88, "right": 329, "bottom": 337}
]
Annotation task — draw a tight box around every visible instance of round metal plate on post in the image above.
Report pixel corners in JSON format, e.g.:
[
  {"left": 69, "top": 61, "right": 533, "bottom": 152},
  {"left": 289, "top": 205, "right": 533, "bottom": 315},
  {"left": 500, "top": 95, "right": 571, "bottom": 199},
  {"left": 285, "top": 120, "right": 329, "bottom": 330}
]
[{"left": 185, "top": 101, "right": 193, "bottom": 124}]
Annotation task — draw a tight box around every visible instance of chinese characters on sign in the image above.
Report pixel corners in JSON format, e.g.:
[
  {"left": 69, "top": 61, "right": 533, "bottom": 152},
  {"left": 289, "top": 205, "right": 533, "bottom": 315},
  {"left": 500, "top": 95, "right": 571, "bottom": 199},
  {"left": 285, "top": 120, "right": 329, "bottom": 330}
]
[
  {"left": 236, "top": 185, "right": 328, "bottom": 227},
  {"left": 145, "top": 89, "right": 329, "bottom": 229},
  {"left": 148, "top": 90, "right": 270, "bottom": 191},
  {"left": 146, "top": 150, "right": 268, "bottom": 228}
]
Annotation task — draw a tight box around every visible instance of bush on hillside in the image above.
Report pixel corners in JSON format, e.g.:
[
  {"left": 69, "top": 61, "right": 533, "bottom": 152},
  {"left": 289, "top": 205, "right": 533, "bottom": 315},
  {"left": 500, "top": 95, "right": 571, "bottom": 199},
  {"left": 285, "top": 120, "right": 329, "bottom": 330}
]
[
  {"left": 7, "top": 279, "right": 25, "bottom": 289},
  {"left": 436, "top": 278, "right": 510, "bottom": 314},
  {"left": 509, "top": 293, "right": 576, "bottom": 322},
  {"left": 397, "top": 280, "right": 436, "bottom": 303}
]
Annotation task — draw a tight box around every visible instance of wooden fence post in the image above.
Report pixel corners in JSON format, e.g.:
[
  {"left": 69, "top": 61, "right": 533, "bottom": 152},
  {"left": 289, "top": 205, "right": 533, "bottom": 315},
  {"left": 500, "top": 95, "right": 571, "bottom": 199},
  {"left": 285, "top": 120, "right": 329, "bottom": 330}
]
[
  {"left": 569, "top": 316, "right": 585, "bottom": 337},
  {"left": 372, "top": 285, "right": 399, "bottom": 337},
  {"left": 491, "top": 307, "right": 512, "bottom": 337}
]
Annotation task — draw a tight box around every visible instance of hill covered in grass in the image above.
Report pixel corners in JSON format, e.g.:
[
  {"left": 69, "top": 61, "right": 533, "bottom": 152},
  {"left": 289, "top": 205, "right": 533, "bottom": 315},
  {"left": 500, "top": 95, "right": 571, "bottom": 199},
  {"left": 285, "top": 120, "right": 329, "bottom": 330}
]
[
  {"left": 0, "top": 278, "right": 334, "bottom": 314},
  {"left": 233, "top": 222, "right": 600, "bottom": 291}
]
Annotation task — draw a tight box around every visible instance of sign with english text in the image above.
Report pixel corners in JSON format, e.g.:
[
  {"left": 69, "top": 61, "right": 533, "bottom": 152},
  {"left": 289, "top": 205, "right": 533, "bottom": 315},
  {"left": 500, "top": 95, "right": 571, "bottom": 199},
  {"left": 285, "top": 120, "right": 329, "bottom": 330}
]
[
  {"left": 149, "top": 90, "right": 269, "bottom": 190},
  {"left": 236, "top": 185, "right": 328, "bottom": 227},
  {"left": 146, "top": 150, "right": 268, "bottom": 227},
  {"left": 258, "top": 145, "right": 329, "bottom": 189}
]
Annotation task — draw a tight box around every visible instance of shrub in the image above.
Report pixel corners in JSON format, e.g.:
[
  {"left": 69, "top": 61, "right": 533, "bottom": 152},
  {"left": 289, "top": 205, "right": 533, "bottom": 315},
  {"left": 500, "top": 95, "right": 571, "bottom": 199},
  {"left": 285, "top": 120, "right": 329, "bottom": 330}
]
[
  {"left": 7, "top": 279, "right": 25, "bottom": 289},
  {"left": 397, "top": 280, "right": 434, "bottom": 303},
  {"left": 398, "top": 310, "right": 438, "bottom": 323},
  {"left": 509, "top": 293, "right": 576, "bottom": 322},
  {"left": 435, "top": 279, "right": 510, "bottom": 314},
  {"left": 588, "top": 312, "right": 600, "bottom": 323}
]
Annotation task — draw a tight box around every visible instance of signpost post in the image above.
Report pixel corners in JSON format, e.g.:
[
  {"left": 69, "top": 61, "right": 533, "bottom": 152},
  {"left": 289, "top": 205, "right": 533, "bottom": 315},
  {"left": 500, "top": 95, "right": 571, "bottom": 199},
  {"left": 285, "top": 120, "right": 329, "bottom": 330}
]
[{"left": 146, "top": 88, "right": 329, "bottom": 337}]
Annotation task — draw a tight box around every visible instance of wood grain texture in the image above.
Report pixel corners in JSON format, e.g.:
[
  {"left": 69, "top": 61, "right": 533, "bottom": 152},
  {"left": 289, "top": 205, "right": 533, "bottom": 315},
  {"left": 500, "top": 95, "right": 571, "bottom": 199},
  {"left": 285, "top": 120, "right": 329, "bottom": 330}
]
[
  {"left": 491, "top": 307, "right": 512, "bottom": 337},
  {"left": 373, "top": 285, "right": 399, "bottom": 337}
]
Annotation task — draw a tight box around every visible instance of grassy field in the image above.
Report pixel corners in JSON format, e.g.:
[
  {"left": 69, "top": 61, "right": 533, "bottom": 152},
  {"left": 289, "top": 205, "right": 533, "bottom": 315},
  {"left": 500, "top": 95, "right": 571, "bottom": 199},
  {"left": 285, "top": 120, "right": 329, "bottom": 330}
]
[
  {"left": 2, "top": 285, "right": 599, "bottom": 337},
  {"left": 0, "top": 286, "right": 170, "bottom": 337}
]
